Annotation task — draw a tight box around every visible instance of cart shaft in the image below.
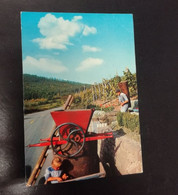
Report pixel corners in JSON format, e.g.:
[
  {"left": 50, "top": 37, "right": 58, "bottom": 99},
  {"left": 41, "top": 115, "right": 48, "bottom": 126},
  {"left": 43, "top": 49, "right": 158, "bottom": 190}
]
[{"left": 28, "top": 132, "right": 114, "bottom": 147}]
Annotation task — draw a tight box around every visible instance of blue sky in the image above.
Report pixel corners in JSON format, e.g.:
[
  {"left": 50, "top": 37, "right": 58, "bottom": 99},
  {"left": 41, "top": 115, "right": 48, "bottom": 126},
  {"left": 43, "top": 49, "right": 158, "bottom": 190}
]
[{"left": 21, "top": 12, "right": 136, "bottom": 84}]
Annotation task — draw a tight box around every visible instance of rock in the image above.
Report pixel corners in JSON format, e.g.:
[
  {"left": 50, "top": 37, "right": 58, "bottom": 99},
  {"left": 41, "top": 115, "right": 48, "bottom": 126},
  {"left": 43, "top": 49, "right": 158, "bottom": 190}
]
[
  {"left": 106, "top": 111, "right": 118, "bottom": 117},
  {"left": 93, "top": 111, "right": 106, "bottom": 121},
  {"left": 114, "top": 136, "right": 143, "bottom": 175},
  {"left": 98, "top": 135, "right": 143, "bottom": 176},
  {"left": 110, "top": 121, "right": 118, "bottom": 129}
]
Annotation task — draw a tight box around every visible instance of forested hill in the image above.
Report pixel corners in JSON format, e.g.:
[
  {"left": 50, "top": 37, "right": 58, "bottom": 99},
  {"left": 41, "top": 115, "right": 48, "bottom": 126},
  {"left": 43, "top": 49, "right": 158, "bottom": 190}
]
[{"left": 23, "top": 74, "right": 91, "bottom": 100}]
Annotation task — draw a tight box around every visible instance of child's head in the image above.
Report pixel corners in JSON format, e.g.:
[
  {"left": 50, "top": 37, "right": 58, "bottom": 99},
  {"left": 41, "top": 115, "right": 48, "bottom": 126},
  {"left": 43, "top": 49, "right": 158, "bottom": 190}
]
[{"left": 51, "top": 157, "right": 62, "bottom": 170}]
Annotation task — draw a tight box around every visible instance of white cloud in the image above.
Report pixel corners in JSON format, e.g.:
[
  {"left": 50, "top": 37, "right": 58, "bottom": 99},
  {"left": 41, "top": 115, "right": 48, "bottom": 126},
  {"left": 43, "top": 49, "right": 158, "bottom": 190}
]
[
  {"left": 76, "top": 57, "right": 103, "bottom": 71},
  {"left": 83, "top": 25, "right": 97, "bottom": 36},
  {"left": 72, "top": 16, "right": 83, "bottom": 22},
  {"left": 82, "top": 45, "right": 101, "bottom": 52},
  {"left": 33, "top": 14, "right": 97, "bottom": 50},
  {"left": 23, "top": 56, "right": 68, "bottom": 74}
]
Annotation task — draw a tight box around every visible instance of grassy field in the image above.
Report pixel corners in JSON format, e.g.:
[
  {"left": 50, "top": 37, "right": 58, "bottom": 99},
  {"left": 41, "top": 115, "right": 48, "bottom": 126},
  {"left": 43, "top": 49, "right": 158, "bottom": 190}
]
[{"left": 24, "top": 98, "right": 63, "bottom": 113}]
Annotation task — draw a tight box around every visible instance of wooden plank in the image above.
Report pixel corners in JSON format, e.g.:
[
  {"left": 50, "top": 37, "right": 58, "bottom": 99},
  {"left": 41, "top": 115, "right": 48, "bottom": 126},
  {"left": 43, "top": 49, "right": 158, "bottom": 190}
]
[
  {"left": 26, "top": 146, "right": 48, "bottom": 186},
  {"left": 66, "top": 96, "right": 73, "bottom": 110},
  {"left": 63, "top": 95, "right": 72, "bottom": 110},
  {"left": 61, "top": 172, "right": 106, "bottom": 183}
]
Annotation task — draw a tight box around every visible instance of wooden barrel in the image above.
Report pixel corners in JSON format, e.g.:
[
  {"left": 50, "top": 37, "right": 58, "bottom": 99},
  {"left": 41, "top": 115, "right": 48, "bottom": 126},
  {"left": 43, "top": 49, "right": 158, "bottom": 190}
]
[{"left": 60, "top": 140, "right": 99, "bottom": 178}]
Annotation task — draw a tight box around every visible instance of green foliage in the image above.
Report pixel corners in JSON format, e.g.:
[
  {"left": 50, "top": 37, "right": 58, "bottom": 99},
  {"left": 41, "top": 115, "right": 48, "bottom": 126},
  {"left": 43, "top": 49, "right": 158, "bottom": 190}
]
[
  {"left": 86, "top": 104, "right": 101, "bottom": 110},
  {"left": 122, "top": 69, "right": 137, "bottom": 96},
  {"left": 72, "top": 69, "right": 138, "bottom": 109},
  {"left": 73, "top": 96, "right": 81, "bottom": 104},
  {"left": 117, "top": 112, "right": 124, "bottom": 126},
  {"left": 23, "top": 74, "right": 91, "bottom": 100},
  {"left": 72, "top": 88, "right": 93, "bottom": 109},
  {"left": 23, "top": 69, "right": 138, "bottom": 112},
  {"left": 24, "top": 98, "right": 63, "bottom": 114},
  {"left": 102, "top": 106, "right": 114, "bottom": 112},
  {"left": 117, "top": 112, "right": 140, "bottom": 132},
  {"left": 24, "top": 98, "right": 48, "bottom": 107},
  {"left": 100, "top": 75, "right": 122, "bottom": 101}
]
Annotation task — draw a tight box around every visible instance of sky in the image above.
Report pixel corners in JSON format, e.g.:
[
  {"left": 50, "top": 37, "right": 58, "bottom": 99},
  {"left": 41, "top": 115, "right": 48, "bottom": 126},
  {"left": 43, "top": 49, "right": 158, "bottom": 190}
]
[{"left": 21, "top": 12, "right": 136, "bottom": 84}]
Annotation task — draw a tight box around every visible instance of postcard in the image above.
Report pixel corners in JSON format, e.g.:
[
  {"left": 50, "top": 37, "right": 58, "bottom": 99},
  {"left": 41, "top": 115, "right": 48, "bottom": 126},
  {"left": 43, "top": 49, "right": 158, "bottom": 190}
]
[{"left": 21, "top": 12, "right": 143, "bottom": 186}]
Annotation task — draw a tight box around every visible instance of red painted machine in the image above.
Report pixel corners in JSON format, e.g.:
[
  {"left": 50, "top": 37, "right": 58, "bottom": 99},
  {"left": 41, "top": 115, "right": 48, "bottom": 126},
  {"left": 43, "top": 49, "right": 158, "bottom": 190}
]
[{"left": 28, "top": 109, "right": 115, "bottom": 158}]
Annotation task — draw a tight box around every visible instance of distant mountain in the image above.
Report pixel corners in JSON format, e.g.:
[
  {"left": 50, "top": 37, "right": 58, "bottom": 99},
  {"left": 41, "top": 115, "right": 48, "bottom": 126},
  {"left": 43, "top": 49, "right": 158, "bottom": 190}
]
[{"left": 23, "top": 74, "right": 91, "bottom": 100}]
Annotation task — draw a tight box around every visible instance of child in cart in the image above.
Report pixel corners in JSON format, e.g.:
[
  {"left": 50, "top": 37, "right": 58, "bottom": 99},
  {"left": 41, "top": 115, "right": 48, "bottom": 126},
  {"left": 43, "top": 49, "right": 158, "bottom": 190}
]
[{"left": 44, "top": 157, "right": 69, "bottom": 184}]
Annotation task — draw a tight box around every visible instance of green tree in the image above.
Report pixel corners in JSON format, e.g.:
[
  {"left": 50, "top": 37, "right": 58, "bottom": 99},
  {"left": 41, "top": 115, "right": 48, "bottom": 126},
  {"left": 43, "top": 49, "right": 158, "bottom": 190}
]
[{"left": 122, "top": 68, "right": 137, "bottom": 96}]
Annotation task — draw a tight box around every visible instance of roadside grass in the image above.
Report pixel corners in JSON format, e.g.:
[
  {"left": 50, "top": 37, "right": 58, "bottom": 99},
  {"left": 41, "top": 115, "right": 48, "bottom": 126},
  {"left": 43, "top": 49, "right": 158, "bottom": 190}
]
[
  {"left": 106, "top": 111, "right": 141, "bottom": 142},
  {"left": 24, "top": 99, "right": 63, "bottom": 114},
  {"left": 117, "top": 112, "right": 140, "bottom": 133},
  {"left": 121, "top": 126, "right": 141, "bottom": 142},
  {"left": 115, "top": 112, "right": 140, "bottom": 142},
  {"left": 111, "top": 121, "right": 141, "bottom": 142}
]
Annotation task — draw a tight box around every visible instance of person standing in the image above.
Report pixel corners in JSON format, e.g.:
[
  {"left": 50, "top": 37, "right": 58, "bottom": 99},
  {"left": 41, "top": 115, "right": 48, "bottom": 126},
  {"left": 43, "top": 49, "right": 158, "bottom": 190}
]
[{"left": 116, "top": 89, "right": 129, "bottom": 112}]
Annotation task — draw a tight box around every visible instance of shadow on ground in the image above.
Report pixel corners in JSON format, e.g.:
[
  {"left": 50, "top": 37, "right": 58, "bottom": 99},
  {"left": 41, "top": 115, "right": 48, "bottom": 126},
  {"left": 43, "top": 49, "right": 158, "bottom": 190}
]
[
  {"left": 25, "top": 165, "right": 32, "bottom": 179},
  {"left": 100, "top": 128, "right": 125, "bottom": 177}
]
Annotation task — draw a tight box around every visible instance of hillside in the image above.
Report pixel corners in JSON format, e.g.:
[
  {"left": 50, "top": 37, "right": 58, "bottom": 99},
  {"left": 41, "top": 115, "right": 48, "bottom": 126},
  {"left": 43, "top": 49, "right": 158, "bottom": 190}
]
[{"left": 23, "top": 74, "right": 91, "bottom": 100}]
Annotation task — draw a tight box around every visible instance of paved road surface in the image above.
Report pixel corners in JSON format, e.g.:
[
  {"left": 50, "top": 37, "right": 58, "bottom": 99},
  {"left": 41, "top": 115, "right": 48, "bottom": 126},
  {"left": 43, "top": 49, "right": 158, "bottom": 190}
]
[{"left": 24, "top": 107, "right": 62, "bottom": 178}]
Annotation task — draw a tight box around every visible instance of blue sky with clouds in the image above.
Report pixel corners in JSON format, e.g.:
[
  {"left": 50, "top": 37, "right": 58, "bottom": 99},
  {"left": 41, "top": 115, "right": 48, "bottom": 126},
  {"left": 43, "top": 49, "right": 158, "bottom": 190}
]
[{"left": 21, "top": 12, "right": 136, "bottom": 84}]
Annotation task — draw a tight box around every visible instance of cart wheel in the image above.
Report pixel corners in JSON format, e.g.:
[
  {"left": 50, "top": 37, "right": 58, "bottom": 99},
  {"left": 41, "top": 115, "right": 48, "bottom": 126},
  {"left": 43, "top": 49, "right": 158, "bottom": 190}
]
[{"left": 51, "top": 123, "right": 85, "bottom": 158}]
